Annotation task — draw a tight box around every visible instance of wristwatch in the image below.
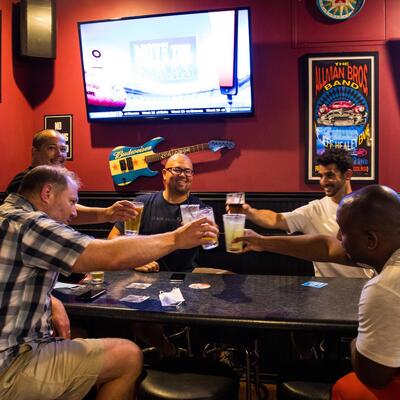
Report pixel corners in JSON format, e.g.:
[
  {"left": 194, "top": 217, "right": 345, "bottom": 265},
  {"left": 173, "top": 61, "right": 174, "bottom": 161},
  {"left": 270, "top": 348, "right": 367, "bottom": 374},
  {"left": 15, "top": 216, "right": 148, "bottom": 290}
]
[{"left": 316, "top": 0, "right": 365, "bottom": 21}]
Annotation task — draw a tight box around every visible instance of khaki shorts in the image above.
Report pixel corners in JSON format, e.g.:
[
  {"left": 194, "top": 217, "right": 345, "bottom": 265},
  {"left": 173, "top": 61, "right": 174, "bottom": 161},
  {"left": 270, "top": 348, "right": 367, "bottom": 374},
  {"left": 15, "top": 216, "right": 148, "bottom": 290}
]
[{"left": 0, "top": 338, "right": 104, "bottom": 400}]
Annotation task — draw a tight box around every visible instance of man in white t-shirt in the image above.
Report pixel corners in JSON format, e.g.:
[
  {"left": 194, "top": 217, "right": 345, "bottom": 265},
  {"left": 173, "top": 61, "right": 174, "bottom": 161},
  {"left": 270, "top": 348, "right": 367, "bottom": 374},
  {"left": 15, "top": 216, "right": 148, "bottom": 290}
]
[
  {"left": 238, "top": 185, "right": 400, "bottom": 397},
  {"left": 242, "top": 148, "right": 373, "bottom": 278}
]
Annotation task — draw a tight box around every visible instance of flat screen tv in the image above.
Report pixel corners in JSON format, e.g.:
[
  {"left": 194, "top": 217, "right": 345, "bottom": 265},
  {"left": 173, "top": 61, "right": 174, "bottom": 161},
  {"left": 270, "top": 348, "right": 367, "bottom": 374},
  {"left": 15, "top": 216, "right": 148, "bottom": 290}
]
[{"left": 78, "top": 8, "right": 253, "bottom": 122}]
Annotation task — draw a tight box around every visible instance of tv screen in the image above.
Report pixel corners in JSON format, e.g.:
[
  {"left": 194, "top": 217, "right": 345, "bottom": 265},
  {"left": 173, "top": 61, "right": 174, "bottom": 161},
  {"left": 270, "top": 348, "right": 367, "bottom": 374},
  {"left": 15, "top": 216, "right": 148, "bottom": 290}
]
[{"left": 78, "top": 8, "right": 253, "bottom": 122}]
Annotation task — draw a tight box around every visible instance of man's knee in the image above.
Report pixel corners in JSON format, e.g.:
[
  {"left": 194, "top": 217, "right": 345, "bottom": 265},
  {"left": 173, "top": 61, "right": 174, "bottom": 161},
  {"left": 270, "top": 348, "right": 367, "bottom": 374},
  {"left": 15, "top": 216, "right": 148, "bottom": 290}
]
[{"left": 100, "top": 338, "right": 143, "bottom": 380}]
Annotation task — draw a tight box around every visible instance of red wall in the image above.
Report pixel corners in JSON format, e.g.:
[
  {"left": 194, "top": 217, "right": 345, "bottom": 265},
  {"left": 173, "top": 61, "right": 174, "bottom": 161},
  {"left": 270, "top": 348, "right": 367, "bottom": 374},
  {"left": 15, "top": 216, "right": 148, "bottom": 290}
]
[{"left": 1, "top": 0, "right": 399, "bottom": 193}]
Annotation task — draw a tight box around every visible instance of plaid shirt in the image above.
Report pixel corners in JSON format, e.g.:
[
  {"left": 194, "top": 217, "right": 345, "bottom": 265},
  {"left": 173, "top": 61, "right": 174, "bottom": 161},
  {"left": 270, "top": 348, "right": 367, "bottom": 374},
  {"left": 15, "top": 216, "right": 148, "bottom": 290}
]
[{"left": 0, "top": 194, "right": 93, "bottom": 372}]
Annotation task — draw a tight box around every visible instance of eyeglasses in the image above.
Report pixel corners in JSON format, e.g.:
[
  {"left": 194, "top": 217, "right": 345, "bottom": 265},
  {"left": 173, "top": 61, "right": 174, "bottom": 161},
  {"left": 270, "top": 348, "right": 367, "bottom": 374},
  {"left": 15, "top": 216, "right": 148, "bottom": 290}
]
[{"left": 166, "top": 167, "right": 194, "bottom": 176}]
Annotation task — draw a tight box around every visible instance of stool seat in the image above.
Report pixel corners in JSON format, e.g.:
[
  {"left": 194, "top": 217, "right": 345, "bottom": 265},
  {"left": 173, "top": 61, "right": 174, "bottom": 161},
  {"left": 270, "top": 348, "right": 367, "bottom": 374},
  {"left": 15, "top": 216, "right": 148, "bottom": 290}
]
[
  {"left": 281, "top": 381, "right": 332, "bottom": 400},
  {"left": 138, "top": 358, "right": 239, "bottom": 400}
]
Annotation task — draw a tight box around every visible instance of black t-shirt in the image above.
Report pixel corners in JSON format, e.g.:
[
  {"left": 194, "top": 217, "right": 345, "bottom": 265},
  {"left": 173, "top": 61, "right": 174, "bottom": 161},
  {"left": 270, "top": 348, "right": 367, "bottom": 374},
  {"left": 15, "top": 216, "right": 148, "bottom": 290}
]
[
  {"left": 115, "top": 191, "right": 205, "bottom": 272},
  {"left": 5, "top": 167, "right": 33, "bottom": 198}
]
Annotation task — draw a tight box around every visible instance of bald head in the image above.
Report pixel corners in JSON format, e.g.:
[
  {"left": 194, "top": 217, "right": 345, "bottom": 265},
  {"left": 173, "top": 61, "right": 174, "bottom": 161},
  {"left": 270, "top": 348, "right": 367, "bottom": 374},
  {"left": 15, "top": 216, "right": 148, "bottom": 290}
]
[
  {"left": 337, "top": 185, "right": 400, "bottom": 270},
  {"left": 31, "top": 129, "right": 67, "bottom": 167},
  {"left": 165, "top": 153, "right": 193, "bottom": 170},
  {"left": 339, "top": 185, "right": 400, "bottom": 232},
  {"left": 162, "top": 153, "right": 194, "bottom": 200}
]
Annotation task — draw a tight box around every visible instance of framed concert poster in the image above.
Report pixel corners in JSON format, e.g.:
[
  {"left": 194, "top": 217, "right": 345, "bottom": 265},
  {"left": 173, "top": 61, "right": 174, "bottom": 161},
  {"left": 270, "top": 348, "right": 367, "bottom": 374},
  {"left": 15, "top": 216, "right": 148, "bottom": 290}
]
[{"left": 306, "top": 52, "right": 378, "bottom": 182}]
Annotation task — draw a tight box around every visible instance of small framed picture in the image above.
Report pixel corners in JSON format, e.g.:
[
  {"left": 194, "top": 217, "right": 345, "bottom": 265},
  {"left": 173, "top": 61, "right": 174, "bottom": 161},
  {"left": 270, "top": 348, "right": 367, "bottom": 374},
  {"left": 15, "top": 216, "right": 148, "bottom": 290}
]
[
  {"left": 306, "top": 52, "right": 378, "bottom": 182},
  {"left": 44, "top": 114, "right": 73, "bottom": 160}
]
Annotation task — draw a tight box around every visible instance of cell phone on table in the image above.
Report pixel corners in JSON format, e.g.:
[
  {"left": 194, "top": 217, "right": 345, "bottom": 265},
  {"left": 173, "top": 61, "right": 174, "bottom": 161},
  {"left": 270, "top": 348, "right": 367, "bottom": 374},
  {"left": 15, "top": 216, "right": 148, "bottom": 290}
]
[
  {"left": 76, "top": 288, "right": 106, "bottom": 302},
  {"left": 169, "top": 273, "right": 185, "bottom": 282}
]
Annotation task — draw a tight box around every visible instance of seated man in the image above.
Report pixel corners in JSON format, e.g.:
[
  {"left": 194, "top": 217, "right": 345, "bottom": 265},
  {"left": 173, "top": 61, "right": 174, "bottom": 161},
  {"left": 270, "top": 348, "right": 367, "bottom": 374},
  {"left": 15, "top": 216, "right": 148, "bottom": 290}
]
[
  {"left": 109, "top": 153, "right": 208, "bottom": 273},
  {"left": 237, "top": 184, "right": 400, "bottom": 398},
  {"left": 234, "top": 147, "right": 373, "bottom": 278},
  {"left": 0, "top": 165, "right": 218, "bottom": 400},
  {"left": 4, "top": 128, "right": 136, "bottom": 225},
  {"left": 3, "top": 128, "right": 138, "bottom": 337}
]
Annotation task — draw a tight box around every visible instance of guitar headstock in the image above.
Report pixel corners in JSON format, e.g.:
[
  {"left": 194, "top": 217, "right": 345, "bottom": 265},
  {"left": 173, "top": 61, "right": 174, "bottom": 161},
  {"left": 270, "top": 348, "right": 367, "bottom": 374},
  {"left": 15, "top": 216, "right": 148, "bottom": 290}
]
[{"left": 207, "top": 140, "right": 235, "bottom": 152}]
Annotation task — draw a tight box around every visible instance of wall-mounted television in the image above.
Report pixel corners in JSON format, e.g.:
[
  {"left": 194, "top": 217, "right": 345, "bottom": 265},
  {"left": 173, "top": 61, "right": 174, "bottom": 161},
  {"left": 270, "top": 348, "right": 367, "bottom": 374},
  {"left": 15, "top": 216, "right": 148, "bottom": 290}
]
[{"left": 78, "top": 8, "right": 253, "bottom": 122}]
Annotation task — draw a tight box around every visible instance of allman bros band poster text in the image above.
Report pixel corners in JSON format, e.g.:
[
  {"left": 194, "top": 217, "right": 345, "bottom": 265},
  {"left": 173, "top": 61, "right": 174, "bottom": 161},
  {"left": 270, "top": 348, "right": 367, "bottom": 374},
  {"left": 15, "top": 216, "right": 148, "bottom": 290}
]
[{"left": 307, "top": 53, "right": 378, "bottom": 182}]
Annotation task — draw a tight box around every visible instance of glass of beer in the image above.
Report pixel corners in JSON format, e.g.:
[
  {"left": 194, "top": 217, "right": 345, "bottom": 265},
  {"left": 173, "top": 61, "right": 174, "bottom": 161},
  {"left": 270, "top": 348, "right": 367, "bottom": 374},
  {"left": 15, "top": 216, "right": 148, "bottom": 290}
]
[
  {"left": 180, "top": 204, "right": 200, "bottom": 225},
  {"left": 91, "top": 271, "right": 104, "bottom": 285},
  {"left": 124, "top": 201, "right": 144, "bottom": 235},
  {"left": 223, "top": 213, "right": 246, "bottom": 253},
  {"left": 226, "top": 192, "right": 245, "bottom": 213},
  {"left": 195, "top": 207, "right": 218, "bottom": 250}
]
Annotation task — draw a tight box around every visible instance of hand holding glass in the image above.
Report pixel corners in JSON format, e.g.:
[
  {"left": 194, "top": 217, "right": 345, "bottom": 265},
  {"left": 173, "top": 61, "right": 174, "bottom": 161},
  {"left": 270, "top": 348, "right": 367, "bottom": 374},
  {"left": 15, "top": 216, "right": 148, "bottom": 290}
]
[
  {"left": 195, "top": 207, "right": 219, "bottom": 250},
  {"left": 124, "top": 201, "right": 144, "bottom": 235},
  {"left": 223, "top": 213, "right": 246, "bottom": 253}
]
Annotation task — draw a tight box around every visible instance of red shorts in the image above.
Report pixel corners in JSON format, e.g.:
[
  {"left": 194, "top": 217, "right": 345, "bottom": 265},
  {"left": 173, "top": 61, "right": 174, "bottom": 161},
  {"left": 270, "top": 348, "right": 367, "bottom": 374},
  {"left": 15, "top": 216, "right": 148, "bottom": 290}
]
[{"left": 332, "top": 372, "right": 400, "bottom": 400}]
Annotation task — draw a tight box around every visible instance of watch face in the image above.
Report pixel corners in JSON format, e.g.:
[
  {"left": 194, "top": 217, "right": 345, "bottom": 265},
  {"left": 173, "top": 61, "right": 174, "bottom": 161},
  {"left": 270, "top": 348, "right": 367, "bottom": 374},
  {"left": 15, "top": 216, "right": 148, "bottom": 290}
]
[{"left": 316, "top": 0, "right": 366, "bottom": 21}]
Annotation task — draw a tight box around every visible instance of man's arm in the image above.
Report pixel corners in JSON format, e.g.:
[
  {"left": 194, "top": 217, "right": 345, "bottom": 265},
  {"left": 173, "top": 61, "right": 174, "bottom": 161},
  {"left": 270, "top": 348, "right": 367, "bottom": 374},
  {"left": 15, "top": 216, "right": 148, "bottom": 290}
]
[
  {"left": 107, "top": 224, "right": 160, "bottom": 272},
  {"left": 73, "top": 218, "right": 217, "bottom": 272},
  {"left": 50, "top": 295, "right": 71, "bottom": 339},
  {"left": 351, "top": 339, "right": 398, "bottom": 388},
  {"left": 71, "top": 201, "right": 137, "bottom": 225},
  {"left": 242, "top": 204, "right": 289, "bottom": 231},
  {"left": 237, "top": 230, "right": 353, "bottom": 265}
]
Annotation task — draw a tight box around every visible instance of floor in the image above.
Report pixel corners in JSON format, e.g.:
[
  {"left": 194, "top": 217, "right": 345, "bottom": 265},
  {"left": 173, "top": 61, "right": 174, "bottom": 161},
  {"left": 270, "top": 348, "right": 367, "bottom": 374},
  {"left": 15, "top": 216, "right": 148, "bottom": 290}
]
[{"left": 239, "top": 382, "right": 277, "bottom": 400}]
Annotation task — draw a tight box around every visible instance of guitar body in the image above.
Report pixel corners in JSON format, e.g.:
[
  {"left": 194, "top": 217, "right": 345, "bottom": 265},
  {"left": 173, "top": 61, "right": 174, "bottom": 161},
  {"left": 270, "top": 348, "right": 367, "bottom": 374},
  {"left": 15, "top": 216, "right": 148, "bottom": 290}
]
[
  {"left": 109, "top": 137, "right": 235, "bottom": 186},
  {"left": 109, "top": 137, "right": 165, "bottom": 186}
]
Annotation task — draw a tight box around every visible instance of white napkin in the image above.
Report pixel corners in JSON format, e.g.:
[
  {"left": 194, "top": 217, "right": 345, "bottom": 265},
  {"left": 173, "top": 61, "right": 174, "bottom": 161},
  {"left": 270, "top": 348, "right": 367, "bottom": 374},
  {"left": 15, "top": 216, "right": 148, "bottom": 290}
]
[
  {"left": 120, "top": 294, "right": 150, "bottom": 303},
  {"left": 159, "top": 287, "right": 185, "bottom": 307},
  {"left": 54, "top": 282, "right": 85, "bottom": 290}
]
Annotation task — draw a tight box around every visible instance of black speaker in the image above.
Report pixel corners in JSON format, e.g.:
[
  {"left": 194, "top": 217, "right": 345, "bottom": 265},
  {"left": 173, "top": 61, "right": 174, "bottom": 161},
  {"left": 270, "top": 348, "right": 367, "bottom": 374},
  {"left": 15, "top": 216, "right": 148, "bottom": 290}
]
[{"left": 20, "top": 0, "right": 56, "bottom": 58}]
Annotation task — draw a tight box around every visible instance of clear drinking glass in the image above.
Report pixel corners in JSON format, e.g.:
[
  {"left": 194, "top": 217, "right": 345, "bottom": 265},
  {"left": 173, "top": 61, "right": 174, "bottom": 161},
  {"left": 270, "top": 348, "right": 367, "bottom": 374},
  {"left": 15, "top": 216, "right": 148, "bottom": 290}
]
[
  {"left": 124, "top": 201, "right": 144, "bottom": 235},
  {"left": 90, "top": 271, "right": 104, "bottom": 285},
  {"left": 223, "top": 213, "right": 246, "bottom": 253},
  {"left": 195, "top": 207, "right": 218, "bottom": 250},
  {"left": 226, "top": 192, "right": 245, "bottom": 214},
  {"left": 180, "top": 204, "right": 200, "bottom": 225}
]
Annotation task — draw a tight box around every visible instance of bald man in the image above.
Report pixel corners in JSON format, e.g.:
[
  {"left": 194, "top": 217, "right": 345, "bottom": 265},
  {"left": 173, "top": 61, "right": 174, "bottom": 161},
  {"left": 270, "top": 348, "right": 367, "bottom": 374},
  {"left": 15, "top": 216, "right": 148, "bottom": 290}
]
[
  {"left": 4, "top": 129, "right": 136, "bottom": 225},
  {"left": 237, "top": 185, "right": 400, "bottom": 398},
  {"left": 109, "top": 153, "right": 206, "bottom": 272}
]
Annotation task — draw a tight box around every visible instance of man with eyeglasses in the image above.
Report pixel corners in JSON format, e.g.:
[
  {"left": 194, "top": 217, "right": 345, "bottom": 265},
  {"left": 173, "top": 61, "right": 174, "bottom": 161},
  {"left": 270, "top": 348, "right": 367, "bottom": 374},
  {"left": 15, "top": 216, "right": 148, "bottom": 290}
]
[{"left": 109, "top": 153, "right": 205, "bottom": 273}]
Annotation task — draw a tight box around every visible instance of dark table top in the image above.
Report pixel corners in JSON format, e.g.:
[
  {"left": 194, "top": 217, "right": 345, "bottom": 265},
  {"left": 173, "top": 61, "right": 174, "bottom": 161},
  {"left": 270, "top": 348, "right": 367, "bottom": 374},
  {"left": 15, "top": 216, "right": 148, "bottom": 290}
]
[{"left": 54, "top": 271, "right": 367, "bottom": 332}]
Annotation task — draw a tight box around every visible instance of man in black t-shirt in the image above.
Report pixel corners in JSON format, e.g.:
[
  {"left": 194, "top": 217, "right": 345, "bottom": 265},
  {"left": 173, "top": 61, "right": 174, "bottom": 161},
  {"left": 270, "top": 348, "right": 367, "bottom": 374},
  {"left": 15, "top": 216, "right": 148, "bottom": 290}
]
[{"left": 109, "top": 153, "right": 205, "bottom": 272}]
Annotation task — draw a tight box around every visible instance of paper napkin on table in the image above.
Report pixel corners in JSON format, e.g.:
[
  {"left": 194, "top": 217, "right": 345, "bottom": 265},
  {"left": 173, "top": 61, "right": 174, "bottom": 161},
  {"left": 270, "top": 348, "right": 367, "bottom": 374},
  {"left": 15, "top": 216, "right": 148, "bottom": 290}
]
[{"left": 159, "top": 287, "right": 185, "bottom": 307}]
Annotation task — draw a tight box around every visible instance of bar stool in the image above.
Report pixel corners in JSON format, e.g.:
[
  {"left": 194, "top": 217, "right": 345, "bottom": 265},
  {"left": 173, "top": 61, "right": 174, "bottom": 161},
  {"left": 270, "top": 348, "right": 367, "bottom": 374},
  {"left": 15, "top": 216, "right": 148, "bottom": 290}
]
[
  {"left": 137, "top": 358, "right": 240, "bottom": 400},
  {"left": 279, "top": 381, "right": 332, "bottom": 400}
]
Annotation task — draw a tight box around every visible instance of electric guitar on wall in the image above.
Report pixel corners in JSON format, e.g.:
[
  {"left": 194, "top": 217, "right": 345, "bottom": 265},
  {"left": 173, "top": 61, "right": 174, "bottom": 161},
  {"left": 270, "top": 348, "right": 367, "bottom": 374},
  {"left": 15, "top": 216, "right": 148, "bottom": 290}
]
[{"left": 109, "top": 137, "right": 235, "bottom": 186}]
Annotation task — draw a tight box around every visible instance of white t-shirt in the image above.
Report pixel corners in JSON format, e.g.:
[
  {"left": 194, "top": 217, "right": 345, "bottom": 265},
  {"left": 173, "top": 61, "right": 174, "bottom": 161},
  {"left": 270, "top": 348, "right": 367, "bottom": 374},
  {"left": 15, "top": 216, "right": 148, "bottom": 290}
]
[
  {"left": 282, "top": 196, "right": 373, "bottom": 278},
  {"left": 356, "top": 248, "right": 400, "bottom": 368}
]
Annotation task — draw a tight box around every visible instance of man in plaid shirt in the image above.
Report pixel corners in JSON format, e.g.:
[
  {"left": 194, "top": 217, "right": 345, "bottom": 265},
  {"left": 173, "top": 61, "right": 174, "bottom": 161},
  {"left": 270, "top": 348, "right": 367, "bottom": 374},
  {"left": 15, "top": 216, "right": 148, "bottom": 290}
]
[{"left": 0, "top": 165, "right": 217, "bottom": 400}]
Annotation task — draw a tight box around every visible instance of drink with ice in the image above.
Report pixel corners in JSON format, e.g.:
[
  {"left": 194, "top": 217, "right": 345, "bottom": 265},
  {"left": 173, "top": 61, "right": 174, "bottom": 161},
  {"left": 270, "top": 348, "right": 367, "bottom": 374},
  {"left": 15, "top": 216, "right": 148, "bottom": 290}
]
[{"left": 223, "top": 214, "right": 246, "bottom": 253}]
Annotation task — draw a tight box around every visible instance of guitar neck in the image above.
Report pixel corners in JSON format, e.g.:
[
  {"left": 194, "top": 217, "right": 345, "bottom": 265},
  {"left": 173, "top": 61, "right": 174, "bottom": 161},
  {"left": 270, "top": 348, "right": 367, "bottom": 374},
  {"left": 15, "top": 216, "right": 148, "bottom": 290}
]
[{"left": 145, "top": 143, "right": 209, "bottom": 163}]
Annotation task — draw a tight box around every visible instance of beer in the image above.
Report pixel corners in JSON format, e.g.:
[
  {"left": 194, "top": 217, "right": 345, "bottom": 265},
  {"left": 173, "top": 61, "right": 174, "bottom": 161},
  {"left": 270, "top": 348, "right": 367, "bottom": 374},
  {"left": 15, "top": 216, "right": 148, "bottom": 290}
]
[
  {"left": 124, "top": 201, "right": 144, "bottom": 235},
  {"left": 226, "top": 193, "right": 245, "bottom": 214},
  {"left": 91, "top": 271, "right": 104, "bottom": 284},
  {"left": 223, "top": 214, "right": 246, "bottom": 253},
  {"left": 227, "top": 203, "right": 243, "bottom": 213}
]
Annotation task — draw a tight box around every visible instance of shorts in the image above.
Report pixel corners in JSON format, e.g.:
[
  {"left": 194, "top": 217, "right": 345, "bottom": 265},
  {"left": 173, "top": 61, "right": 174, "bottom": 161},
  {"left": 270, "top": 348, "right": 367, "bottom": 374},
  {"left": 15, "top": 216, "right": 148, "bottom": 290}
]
[{"left": 0, "top": 338, "right": 104, "bottom": 400}]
